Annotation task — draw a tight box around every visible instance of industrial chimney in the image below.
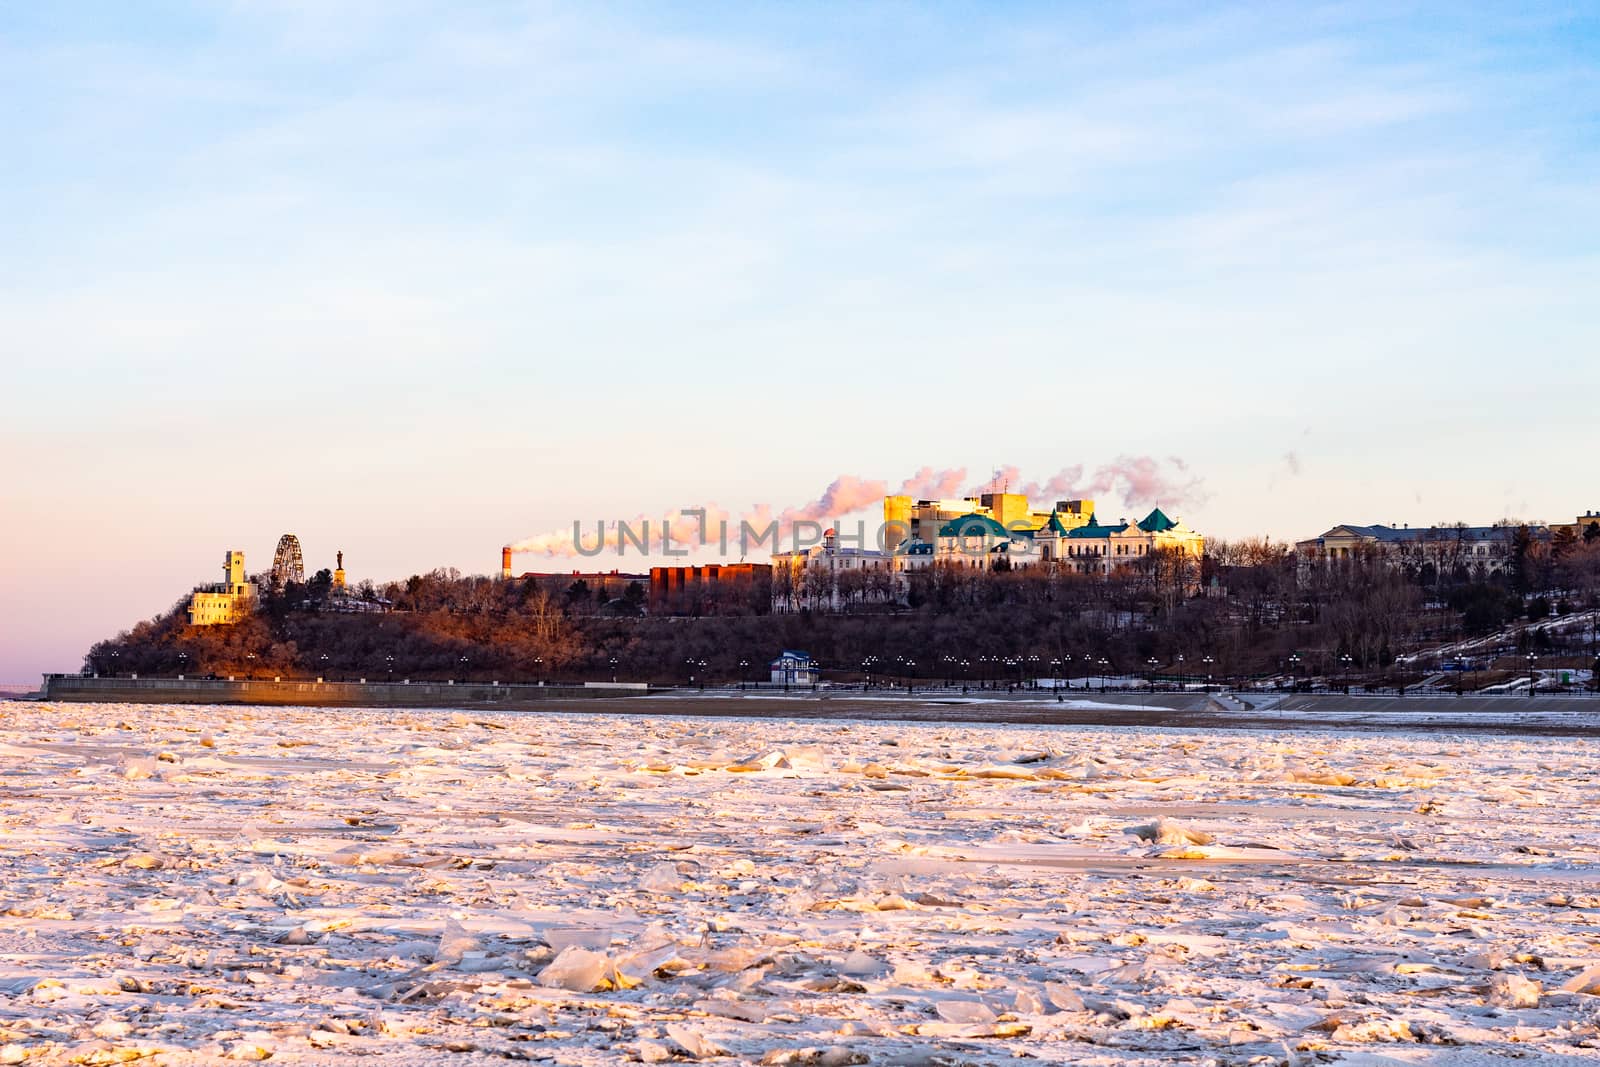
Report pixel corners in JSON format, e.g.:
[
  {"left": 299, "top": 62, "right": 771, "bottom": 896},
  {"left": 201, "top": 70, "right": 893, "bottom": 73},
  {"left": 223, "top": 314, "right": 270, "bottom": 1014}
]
[{"left": 501, "top": 546, "right": 513, "bottom": 581}]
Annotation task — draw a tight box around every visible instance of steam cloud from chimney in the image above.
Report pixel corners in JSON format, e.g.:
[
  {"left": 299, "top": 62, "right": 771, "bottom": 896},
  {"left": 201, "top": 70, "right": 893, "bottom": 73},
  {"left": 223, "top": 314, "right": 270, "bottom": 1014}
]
[{"left": 506, "top": 457, "right": 1202, "bottom": 559}]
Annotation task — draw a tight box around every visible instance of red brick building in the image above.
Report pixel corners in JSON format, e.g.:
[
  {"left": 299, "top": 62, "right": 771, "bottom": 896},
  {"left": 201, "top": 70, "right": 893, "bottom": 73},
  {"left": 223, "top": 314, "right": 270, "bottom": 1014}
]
[{"left": 649, "top": 563, "right": 772, "bottom": 615}]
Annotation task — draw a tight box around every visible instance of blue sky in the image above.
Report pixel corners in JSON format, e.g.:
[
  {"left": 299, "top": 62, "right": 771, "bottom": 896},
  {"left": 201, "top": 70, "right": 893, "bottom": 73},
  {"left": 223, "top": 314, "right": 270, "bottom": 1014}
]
[{"left": 2, "top": 2, "right": 1598, "bottom": 680}]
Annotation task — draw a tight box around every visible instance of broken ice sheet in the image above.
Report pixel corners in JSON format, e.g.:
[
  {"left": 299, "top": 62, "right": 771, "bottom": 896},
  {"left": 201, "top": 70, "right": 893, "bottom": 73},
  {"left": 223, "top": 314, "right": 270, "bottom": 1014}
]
[{"left": 2, "top": 699, "right": 1598, "bottom": 1064}]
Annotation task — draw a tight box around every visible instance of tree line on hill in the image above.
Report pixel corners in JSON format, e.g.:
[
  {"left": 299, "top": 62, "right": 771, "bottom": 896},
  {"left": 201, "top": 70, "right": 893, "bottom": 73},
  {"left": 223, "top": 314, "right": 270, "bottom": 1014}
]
[{"left": 84, "top": 530, "right": 1600, "bottom": 688}]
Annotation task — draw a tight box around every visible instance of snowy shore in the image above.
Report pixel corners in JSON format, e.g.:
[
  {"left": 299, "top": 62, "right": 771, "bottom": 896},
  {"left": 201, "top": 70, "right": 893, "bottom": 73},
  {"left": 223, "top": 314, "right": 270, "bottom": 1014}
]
[{"left": 3, "top": 700, "right": 1600, "bottom": 1064}]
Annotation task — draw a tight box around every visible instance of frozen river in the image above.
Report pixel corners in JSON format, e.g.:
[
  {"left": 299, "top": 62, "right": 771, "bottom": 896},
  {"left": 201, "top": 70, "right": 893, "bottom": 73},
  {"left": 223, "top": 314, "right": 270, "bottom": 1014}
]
[{"left": 3, "top": 701, "right": 1600, "bottom": 1064}]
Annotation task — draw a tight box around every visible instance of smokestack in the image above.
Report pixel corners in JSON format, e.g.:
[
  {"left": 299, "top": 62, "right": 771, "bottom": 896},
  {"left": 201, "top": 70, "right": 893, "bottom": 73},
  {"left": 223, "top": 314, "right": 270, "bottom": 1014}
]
[{"left": 501, "top": 546, "right": 513, "bottom": 580}]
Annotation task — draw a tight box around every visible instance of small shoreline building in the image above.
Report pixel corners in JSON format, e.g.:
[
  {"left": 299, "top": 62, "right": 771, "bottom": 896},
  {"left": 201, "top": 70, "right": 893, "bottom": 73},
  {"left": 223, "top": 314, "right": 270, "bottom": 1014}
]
[{"left": 770, "top": 650, "right": 817, "bottom": 685}]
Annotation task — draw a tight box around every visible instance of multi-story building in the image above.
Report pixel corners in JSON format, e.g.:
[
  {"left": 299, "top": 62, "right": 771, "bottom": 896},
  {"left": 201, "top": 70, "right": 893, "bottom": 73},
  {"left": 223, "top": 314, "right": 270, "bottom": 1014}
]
[
  {"left": 772, "top": 529, "right": 897, "bottom": 613},
  {"left": 518, "top": 570, "right": 648, "bottom": 600},
  {"left": 1293, "top": 523, "right": 1528, "bottom": 581},
  {"left": 188, "top": 550, "right": 256, "bottom": 626},
  {"left": 1036, "top": 508, "right": 1205, "bottom": 575},
  {"left": 884, "top": 493, "right": 1096, "bottom": 552},
  {"left": 918, "top": 506, "right": 1204, "bottom": 576},
  {"left": 775, "top": 494, "right": 1207, "bottom": 611},
  {"left": 1551, "top": 511, "right": 1600, "bottom": 544},
  {"left": 930, "top": 512, "right": 1037, "bottom": 569},
  {"left": 649, "top": 563, "right": 772, "bottom": 615}
]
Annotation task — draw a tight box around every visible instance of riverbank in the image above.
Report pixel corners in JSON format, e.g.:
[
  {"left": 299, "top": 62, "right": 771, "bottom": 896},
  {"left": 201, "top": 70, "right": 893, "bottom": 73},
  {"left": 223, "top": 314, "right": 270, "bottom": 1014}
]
[
  {"left": 29, "top": 675, "right": 1600, "bottom": 736},
  {"left": 37, "top": 674, "right": 650, "bottom": 708}
]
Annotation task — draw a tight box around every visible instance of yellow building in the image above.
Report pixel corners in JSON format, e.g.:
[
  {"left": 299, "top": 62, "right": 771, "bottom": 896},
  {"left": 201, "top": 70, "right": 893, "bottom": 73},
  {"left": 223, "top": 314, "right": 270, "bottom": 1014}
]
[
  {"left": 187, "top": 550, "right": 256, "bottom": 626},
  {"left": 1550, "top": 511, "right": 1600, "bottom": 543},
  {"left": 883, "top": 493, "right": 1097, "bottom": 552}
]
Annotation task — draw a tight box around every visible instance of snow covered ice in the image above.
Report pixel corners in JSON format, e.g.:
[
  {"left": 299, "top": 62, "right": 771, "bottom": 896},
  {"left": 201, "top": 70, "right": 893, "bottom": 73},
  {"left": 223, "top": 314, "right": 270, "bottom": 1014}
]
[{"left": 4, "top": 701, "right": 1600, "bottom": 1064}]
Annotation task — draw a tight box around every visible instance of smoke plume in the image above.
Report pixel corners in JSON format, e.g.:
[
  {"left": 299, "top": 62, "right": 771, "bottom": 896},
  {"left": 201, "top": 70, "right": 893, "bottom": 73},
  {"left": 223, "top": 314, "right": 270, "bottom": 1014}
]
[
  {"left": 895, "top": 466, "right": 968, "bottom": 499},
  {"left": 506, "top": 456, "right": 1203, "bottom": 561}
]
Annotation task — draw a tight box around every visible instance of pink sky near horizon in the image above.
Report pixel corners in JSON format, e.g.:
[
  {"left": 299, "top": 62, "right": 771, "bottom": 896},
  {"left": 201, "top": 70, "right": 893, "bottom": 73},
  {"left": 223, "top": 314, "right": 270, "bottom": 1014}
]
[{"left": 4, "top": 3, "right": 1597, "bottom": 682}]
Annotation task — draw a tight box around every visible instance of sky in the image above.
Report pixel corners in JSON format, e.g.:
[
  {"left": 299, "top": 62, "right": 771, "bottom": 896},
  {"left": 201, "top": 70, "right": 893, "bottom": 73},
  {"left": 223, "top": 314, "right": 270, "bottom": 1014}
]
[{"left": 2, "top": 1, "right": 1598, "bottom": 682}]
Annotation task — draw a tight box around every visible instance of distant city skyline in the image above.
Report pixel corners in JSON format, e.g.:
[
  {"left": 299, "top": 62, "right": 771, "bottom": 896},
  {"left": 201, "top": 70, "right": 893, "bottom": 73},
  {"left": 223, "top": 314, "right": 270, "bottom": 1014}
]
[{"left": 3, "top": 2, "right": 1598, "bottom": 681}]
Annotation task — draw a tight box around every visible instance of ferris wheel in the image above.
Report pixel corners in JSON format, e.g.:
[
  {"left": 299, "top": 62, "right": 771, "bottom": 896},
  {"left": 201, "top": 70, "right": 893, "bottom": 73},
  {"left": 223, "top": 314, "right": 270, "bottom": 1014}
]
[{"left": 271, "top": 533, "right": 305, "bottom": 586}]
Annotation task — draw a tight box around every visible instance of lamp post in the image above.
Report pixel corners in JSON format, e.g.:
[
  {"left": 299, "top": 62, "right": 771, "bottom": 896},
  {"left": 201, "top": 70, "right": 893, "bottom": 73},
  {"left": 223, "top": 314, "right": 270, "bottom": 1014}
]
[
  {"left": 1340, "top": 653, "right": 1352, "bottom": 694},
  {"left": 1527, "top": 653, "right": 1538, "bottom": 698},
  {"left": 1027, "top": 654, "right": 1040, "bottom": 688},
  {"left": 862, "top": 655, "right": 880, "bottom": 689},
  {"left": 1146, "top": 656, "right": 1159, "bottom": 692},
  {"left": 246, "top": 652, "right": 257, "bottom": 680},
  {"left": 697, "top": 658, "right": 707, "bottom": 691},
  {"left": 458, "top": 654, "right": 468, "bottom": 682},
  {"left": 109, "top": 649, "right": 120, "bottom": 677},
  {"left": 177, "top": 651, "right": 188, "bottom": 678},
  {"left": 532, "top": 656, "right": 543, "bottom": 684},
  {"left": 1176, "top": 654, "right": 1185, "bottom": 689},
  {"left": 384, "top": 653, "right": 393, "bottom": 682},
  {"left": 1202, "top": 654, "right": 1214, "bottom": 692},
  {"left": 609, "top": 656, "right": 618, "bottom": 683},
  {"left": 1050, "top": 658, "right": 1060, "bottom": 690},
  {"left": 320, "top": 652, "right": 330, "bottom": 681},
  {"left": 738, "top": 658, "right": 749, "bottom": 689},
  {"left": 1288, "top": 652, "right": 1302, "bottom": 692},
  {"left": 904, "top": 658, "right": 916, "bottom": 693},
  {"left": 1097, "top": 656, "right": 1109, "bottom": 692}
]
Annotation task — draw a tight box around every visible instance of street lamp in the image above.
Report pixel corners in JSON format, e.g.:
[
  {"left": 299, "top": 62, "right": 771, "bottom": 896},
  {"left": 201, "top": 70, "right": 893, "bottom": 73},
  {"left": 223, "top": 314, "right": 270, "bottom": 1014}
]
[
  {"left": 177, "top": 651, "right": 188, "bottom": 678},
  {"left": 1202, "top": 654, "right": 1215, "bottom": 692},
  {"left": 697, "top": 658, "right": 708, "bottom": 690},
  {"left": 458, "top": 654, "right": 469, "bottom": 681},
  {"left": 1146, "top": 656, "right": 1159, "bottom": 692},
  {"left": 609, "top": 656, "right": 618, "bottom": 683},
  {"left": 1527, "top": 653, "right": 1538, "bottom": 698},
  {"left": 320, "top": 652, "right": 330, "bottom": 681},
  {"left": 1340, "top": 653, "right": 1352, "bottom": 694},
  {"left": 384, "top": 653, "right": 394, "bottom": 682},
  {"left": 1097, "top": 656, "right": 1109, "bottom": 692},
  {"left": 246, "top": 652, "right": 257, "bottom": 680},
  {"left": 738, "top": 658, "right": 749, "bottom": 689},
  {"left": 1288, "top": 652, "right": 1302, "bottom": 692},
  {"left": 533, "top": 656, "right": 543, "bottom": 684}
]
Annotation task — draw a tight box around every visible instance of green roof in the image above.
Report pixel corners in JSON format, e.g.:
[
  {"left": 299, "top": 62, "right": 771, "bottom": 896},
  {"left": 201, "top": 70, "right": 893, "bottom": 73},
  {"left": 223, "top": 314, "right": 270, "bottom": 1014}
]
[
  {"left": 1138, "top": 507, "right": 1177, "bottom": 533},
  {"left": 1046, "top": 511, "right": 1071, "bottom": 535},
  {"left": 938, "top": 513, "right": 1013, "bottom": 539},
  {"left": 1066, "top": 514, "right": 1127, "bottom": 538}
]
